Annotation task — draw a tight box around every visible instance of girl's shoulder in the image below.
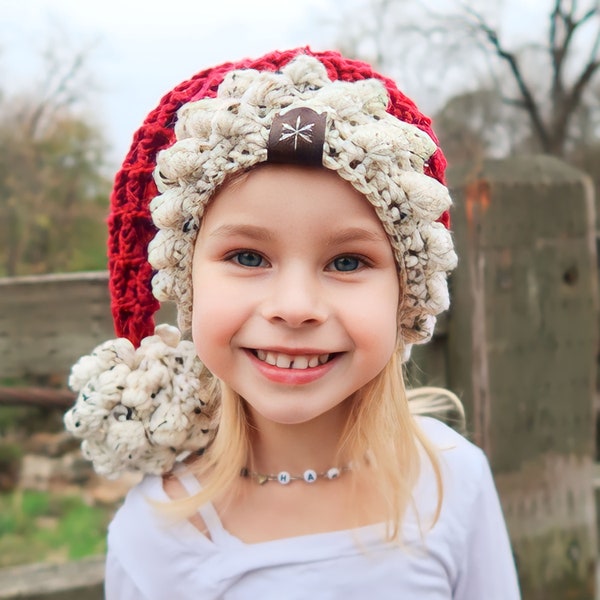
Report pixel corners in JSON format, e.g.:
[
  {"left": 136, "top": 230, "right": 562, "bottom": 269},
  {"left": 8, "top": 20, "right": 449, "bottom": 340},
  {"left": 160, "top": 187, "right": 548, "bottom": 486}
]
[
  {"left": 106, "top": 474, "right": 217, "bottom": 598},
  {"left": 107, "top": 474, "right": 194, "bottom": 552},
  {"left": 109, "top": 472, "right": 211, "bottom": 545},
  {"left": 412, "top": 415, "right": 497, "bottom": 517},
  {"left": 415, "top": 414, "right": 486, "bottom": 468},
  {"left": 413, "top": 417, "right": 520, "bottom": 598}
]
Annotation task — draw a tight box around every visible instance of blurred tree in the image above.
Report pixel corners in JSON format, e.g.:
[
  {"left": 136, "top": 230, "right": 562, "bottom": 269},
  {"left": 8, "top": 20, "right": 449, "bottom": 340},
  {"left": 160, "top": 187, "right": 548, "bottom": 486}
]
[
  {"left": 333, "top": 0, "right": 600, "bottom": 160},
  {"left": 458, "top": 0, "right": 600, "bottom": 157},
  {"left": 334, "top": 0, "right": 412, "bottom": 76},
  {"left": 432, "top": 89, "right": 533, "bottom": 164},
  {"left": 0, "top": 43, "right": 111, "bottom": 276}
]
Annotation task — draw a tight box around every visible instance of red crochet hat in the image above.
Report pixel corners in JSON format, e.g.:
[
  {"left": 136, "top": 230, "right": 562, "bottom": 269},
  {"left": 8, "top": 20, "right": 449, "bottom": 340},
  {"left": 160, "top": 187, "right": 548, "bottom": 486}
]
[{"left": 108, "top": 47, "right": 449, "bottom": 347}]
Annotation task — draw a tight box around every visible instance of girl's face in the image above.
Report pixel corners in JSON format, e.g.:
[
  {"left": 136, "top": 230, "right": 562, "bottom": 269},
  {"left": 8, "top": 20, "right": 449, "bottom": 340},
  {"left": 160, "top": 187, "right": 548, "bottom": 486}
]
[{"left": 192, "top": 165, "right": 399, "bottom": 427}]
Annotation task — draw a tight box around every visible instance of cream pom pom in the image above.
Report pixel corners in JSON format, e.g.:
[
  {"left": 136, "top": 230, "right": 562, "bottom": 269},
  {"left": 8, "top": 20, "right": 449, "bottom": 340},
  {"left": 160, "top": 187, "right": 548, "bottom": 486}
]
[{"left": 64, "top": 325, "right": 217, "bottom": 478}]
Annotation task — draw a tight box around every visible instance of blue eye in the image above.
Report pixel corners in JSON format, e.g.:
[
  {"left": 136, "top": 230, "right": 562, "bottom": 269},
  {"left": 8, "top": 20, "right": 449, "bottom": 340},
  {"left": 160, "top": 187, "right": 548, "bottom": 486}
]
[
  {"left": 330, "top": 256, "right": 362, "bottom": 272},
  {"left": 233, "top": 251, "right": 265, "bottom": 267}
]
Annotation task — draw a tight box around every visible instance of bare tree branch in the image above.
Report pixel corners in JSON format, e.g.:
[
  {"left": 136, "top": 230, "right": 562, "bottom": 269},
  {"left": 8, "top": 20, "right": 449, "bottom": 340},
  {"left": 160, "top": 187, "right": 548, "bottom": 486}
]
[
  {"left": 550, "top": 0, "right": 565, "bottom": 101},
  {"left": 334, "top": 0, "right": 600, "bottom": 157},
  {"left": 568, "top": 56, "right": 600, "bottom": 118},
  {"left": 501, "top": 96, "right": 529, "bottom": 109},
  {"left": 577, "top": 6, "right": 600, "bottom": 27},
  {"left": 28, "top": 49, "right": 86, "bottom": 139},
  {"left": 554, "top": 6, "right": 600, "bottom": 145},
  {"left": 464, "top": 4, "right": 551, "bottom": 150},
  {"left": 551, "top": 1, "right": 600, "bottom": 101}
]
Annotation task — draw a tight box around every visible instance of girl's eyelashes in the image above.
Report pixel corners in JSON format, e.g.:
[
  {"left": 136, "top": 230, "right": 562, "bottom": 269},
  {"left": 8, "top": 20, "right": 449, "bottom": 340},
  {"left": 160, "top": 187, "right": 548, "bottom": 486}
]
[
  {"left": 226, "top": 250, "right": 269, "bottom": 268},
  {"left": 223, "top": 250, "right": 371, "bottom": 271},
  {"left": 326, "top": 255, "right": 368, "bottom": 272}
]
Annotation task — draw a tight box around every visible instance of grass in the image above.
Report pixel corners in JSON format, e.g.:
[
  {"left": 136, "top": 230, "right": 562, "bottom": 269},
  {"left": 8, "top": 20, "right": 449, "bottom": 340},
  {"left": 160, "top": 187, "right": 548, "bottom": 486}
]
[
  {"left": 0, "top": 385, "right": 114, "bottom": 567},
  {"left": 0, "top": 490, "right": 114, "bottom": 567}
]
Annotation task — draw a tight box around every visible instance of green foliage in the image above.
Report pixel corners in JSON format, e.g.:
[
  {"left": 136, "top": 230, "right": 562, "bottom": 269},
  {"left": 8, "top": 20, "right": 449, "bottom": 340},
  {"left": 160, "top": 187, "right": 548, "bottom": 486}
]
[
  {"left": 0, "top": 490, "right": 112, "bottom": 566},
  {"left": 67, "top": 212, "right": 111, "bottom": 271},
  {"left": 0, "top": 405, "right": 64, "bottom": 436},
  {"left": 0, "top": 441, "right": 23, "bottom": 463},
  {"left": 0, "top": 441, "right": 23, "bottom": 492},
  {"left": 0, "top": 50, "right": 112, "bottom": 277}
]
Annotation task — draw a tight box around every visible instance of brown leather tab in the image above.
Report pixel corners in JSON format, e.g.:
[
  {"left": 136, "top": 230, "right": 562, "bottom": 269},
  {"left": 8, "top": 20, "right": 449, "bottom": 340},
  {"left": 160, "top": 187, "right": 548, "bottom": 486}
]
[{"left": 267, "top": 107, "right": 326, "bottom": 166}]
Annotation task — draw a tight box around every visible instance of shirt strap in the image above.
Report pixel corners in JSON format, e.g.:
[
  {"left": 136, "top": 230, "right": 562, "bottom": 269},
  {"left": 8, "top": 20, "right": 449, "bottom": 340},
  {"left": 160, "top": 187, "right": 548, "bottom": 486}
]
[{"left": 176, "top": 471, "right": 229, "bottom": 542}]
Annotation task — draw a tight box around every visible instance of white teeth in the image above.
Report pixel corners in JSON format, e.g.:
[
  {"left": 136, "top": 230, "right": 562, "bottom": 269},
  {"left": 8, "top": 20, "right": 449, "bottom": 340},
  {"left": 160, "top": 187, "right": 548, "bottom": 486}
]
[
  {"left": 291, "top": 356, "right": 309, "bottom": 369},
  {"left": 255, "top": 350, "right": 332, "bottom": 369},
  {"left": 276, "top": 354, "right": 293, "bottom": 368}
]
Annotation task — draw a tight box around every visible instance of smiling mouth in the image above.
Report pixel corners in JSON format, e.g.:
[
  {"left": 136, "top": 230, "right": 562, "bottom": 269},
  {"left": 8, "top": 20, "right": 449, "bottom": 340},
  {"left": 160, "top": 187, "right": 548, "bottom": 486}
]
[{"left": 250, "top": 349, "right": 336, "bottom": 370}]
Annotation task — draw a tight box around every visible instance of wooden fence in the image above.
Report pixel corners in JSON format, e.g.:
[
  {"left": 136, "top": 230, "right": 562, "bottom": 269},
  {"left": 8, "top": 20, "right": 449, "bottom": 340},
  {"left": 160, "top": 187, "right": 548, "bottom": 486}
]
[{"left": 0, "top": 155, "right": 597, "bottom": 599}]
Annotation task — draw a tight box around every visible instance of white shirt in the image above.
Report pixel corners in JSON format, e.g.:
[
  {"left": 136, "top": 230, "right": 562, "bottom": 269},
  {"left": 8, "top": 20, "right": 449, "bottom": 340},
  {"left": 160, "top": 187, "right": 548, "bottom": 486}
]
[{"left": 105, "top": 417, "right": 521, "bottom": 599}]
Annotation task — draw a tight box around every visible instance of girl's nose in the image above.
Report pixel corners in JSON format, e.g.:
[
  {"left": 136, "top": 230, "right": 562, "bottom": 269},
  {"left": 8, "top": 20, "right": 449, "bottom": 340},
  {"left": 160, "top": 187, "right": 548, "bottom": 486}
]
[{"left": 260, "top": 267, "right": 328, "bottom": 328}]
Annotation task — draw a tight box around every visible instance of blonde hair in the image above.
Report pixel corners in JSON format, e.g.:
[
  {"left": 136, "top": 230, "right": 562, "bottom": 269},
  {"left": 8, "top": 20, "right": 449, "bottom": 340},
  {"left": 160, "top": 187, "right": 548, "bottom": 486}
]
[{"left": 167, "top": 346, "right": 457, "bottom": 541}]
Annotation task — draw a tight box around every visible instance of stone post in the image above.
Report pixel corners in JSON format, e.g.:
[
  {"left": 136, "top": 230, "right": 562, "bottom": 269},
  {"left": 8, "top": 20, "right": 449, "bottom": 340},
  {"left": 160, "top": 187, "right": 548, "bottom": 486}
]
[{"left": 447, "top": 155, "right": 598, "bottom": 599}]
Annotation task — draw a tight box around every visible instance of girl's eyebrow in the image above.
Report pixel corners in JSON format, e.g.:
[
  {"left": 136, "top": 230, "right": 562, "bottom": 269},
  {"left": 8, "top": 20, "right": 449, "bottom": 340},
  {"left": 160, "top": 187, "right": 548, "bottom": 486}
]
[
  {"left": 208, "top": 224, "right": 274, "bottom": 242},
  {"left": 208, "top": 224, "right": 386, "bottom": 245},
  {"left": 326, "top": 227, "right": 388, "bottom": 246}
]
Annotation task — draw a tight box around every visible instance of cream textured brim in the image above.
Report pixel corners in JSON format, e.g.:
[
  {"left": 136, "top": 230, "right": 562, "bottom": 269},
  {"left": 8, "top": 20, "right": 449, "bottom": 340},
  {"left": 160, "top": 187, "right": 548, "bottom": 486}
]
[{"left": 148, "top": 55, "right": 457, "bottom": 347}]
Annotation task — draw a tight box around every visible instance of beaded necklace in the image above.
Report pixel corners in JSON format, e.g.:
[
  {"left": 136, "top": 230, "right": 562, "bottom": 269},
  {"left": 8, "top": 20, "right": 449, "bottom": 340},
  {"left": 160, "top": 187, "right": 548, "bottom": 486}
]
[{"left": 241, "top": 466, "right": 350, "bottom": 485}]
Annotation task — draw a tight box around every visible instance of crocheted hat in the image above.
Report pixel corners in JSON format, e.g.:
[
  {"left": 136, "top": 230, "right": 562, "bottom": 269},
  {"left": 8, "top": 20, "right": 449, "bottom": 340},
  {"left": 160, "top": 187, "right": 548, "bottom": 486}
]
[
  {"left": 64, "top": 47, "right": 457, "bottom": 478},
  {"left": 110, "top": 47, "right": 455, "bottom": 348}
]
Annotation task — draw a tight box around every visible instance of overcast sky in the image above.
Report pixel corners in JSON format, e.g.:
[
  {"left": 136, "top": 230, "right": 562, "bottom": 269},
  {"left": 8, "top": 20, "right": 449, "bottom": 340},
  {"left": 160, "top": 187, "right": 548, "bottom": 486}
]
[
  {"left": 3, "top": 0, "right": 555, "bottom": 171},
  {"left": 3, "top": 0, "right": 341, "bottom": 169}
]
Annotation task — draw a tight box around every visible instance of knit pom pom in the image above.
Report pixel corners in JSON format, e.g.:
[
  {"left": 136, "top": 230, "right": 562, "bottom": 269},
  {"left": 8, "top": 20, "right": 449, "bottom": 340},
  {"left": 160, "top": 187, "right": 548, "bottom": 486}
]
[{"left": 64, "top": 324, "right": 217, "bottom": 478}]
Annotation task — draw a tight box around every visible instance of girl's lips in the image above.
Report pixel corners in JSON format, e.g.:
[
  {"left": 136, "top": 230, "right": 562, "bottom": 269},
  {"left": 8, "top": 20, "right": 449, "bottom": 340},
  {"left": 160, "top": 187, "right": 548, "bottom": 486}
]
[{"left": 245, "top": 349, "right": 340, "bottom": 385}]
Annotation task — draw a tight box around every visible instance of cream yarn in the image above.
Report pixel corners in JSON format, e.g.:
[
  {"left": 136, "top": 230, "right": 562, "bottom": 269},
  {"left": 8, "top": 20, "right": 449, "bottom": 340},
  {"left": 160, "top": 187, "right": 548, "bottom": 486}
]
[
  {"left": 64, "top": 325, "right": 216, "bottom": 477},
  {"left": 65, "top": 55, "right": 458, "bottom": 478}
]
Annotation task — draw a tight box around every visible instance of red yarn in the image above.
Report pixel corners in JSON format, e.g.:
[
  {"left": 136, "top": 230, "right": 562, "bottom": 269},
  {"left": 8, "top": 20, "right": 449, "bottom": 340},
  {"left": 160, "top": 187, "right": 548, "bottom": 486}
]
[{"left": 108, "top": 47, "right": 450, "bottom": 346}]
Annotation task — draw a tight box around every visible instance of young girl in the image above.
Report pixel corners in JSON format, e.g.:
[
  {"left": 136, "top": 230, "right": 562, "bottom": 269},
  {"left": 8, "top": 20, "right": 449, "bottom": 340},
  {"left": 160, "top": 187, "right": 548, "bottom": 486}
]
[{"left": 64, "top": 48, "right": 520, "bottom": 599}]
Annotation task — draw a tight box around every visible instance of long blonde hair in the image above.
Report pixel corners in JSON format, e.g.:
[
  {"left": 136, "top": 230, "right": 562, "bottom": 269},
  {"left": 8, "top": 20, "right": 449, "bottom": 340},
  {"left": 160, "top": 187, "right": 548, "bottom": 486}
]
[{"left": 167, "top": 346, "right": 457, "bottom": 541}]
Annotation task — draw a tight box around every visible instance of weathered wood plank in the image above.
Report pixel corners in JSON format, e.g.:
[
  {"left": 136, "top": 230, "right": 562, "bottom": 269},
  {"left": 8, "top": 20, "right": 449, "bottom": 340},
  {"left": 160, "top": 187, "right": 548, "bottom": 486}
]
[{"left": 0, "top": 387, "right": 75, "bottom": 409}]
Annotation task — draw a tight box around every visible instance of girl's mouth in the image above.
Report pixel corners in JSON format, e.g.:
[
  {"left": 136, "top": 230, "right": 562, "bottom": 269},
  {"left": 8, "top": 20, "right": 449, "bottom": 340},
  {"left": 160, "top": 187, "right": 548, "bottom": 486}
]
[{"left": 250, "top": 349, "right": 336, "bottom": 370}]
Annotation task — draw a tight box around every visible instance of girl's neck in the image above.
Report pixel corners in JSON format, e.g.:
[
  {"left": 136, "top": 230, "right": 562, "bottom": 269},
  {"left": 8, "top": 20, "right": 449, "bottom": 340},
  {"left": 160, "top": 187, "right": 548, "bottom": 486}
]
[{"left": 246, "top": 403, "right": 351, "bottom": 475}]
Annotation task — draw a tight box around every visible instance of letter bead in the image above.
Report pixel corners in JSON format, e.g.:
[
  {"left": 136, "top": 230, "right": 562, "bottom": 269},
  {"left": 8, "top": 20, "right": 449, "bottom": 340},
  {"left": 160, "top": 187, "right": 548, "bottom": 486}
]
[
  {"left": 303, "top": 469, "right": 317, "bottom": 483},
  {"left": 277, "top": 471, "right": 291, "bottom": 484},
  {"left": 326, "top": 467, "right": 340, "bottom": 480}
]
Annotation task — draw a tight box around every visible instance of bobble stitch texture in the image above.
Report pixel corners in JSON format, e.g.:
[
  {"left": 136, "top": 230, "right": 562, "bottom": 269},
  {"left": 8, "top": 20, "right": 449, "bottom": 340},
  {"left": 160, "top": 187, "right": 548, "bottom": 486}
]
[
  {"left": 64, "top": 325, "right": 216, "bottom": 477},
  {"left": 149, "top": 55, "right": 457, "bottom": 345}
]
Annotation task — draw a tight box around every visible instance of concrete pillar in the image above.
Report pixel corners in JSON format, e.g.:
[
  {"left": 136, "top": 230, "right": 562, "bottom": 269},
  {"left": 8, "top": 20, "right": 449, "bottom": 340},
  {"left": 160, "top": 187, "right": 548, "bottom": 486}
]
[{"left": 447, "top": 155, "right": 598, "bottom": 599}]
